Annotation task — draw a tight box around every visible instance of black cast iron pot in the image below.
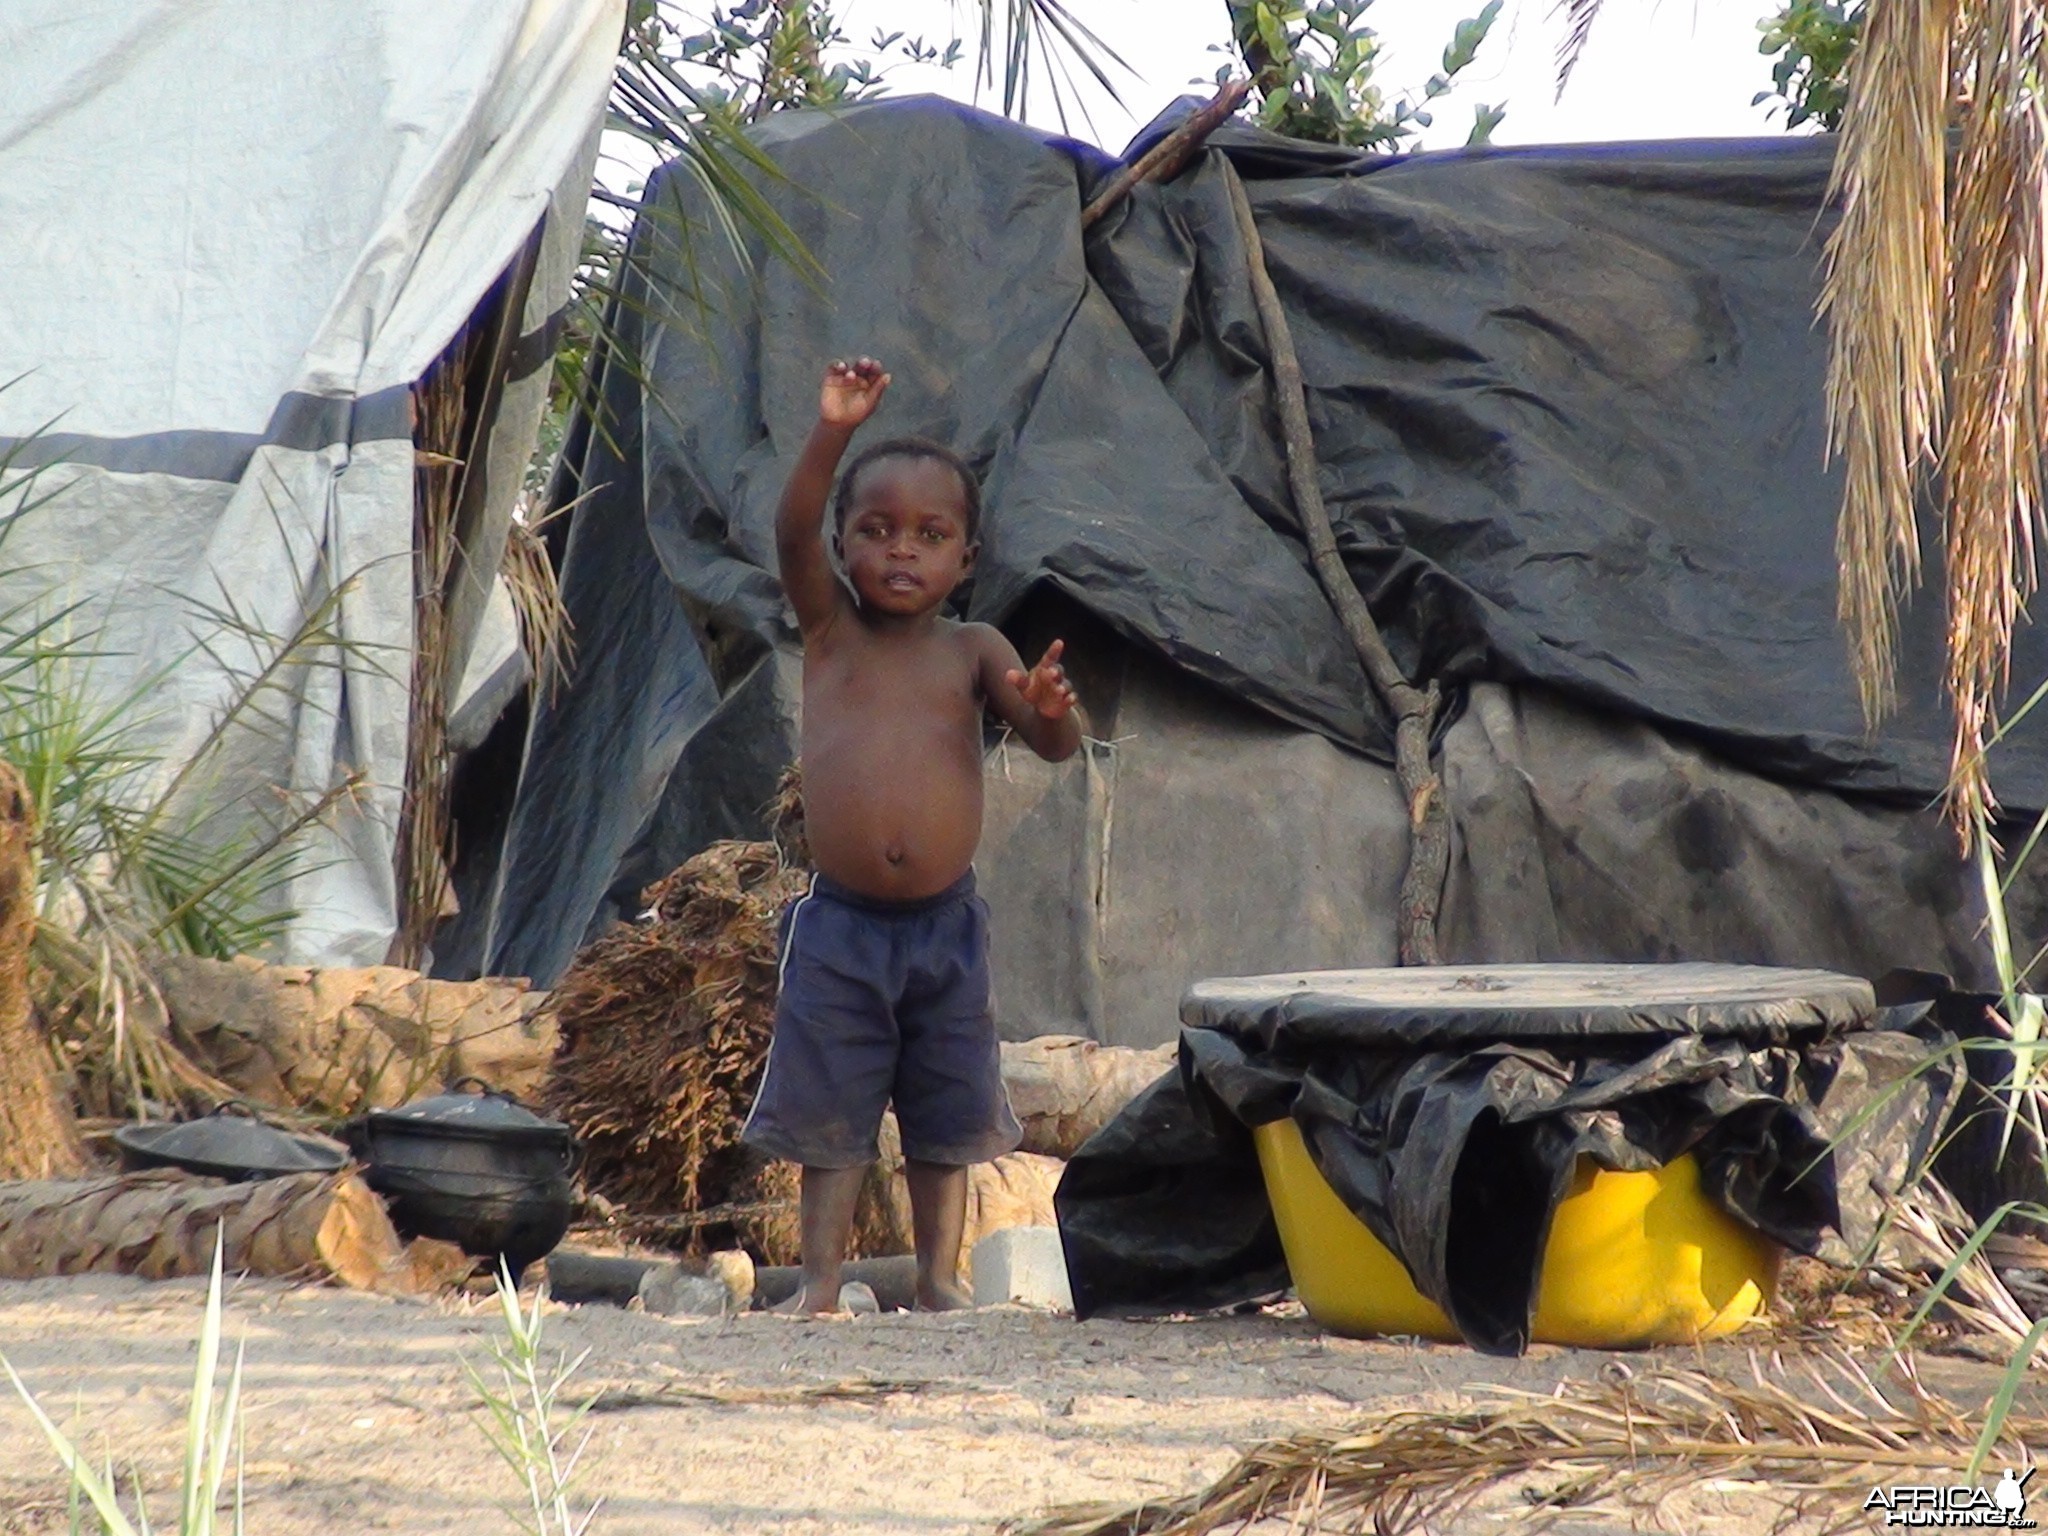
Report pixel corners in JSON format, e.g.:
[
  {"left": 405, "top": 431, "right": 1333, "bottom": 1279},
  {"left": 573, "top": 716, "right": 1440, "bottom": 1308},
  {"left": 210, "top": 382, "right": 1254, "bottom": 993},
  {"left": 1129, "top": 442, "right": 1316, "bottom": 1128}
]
[{"left": 348, "top": 1079, "right": 574, "bottom": 1282}]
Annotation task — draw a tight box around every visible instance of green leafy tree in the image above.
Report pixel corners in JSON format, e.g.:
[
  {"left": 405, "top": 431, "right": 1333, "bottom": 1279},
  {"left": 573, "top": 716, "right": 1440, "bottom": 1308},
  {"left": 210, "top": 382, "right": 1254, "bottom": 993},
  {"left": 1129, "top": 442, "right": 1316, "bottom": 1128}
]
[
  {"left": 1755, "top": 0, "right": 1864, "bottom": 130},
  {"left": 1226, "top": 0, "right": 1506, "bottom": 149}
]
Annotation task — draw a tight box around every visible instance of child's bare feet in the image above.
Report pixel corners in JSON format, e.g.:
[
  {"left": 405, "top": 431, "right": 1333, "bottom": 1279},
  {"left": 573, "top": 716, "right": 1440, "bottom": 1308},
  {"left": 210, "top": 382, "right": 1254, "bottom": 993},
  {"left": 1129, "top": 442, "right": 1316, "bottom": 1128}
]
[
  {"left": 914, "top": 1276, "right": 975, "bottom": 1312},
  {"left": 771, "top": 1284, "right": 834, "bottom": 1315}
]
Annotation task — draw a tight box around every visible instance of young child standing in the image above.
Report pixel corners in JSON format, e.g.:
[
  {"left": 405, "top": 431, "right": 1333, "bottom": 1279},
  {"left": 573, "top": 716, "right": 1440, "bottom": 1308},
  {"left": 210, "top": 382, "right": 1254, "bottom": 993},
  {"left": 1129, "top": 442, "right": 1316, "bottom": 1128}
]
[{"left": 742, "top": 356, "right": 1082, "bottom": 1313}]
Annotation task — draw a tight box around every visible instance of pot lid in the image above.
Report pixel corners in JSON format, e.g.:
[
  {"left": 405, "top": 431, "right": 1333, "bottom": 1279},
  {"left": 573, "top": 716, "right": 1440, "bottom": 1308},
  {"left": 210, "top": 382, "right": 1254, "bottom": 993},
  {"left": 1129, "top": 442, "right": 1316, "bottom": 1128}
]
[
  {"left": 368, "top": 1079, "right": 569, "bottom": 1143},
  {"left": 114, "top": 1106, "right": 348, "bottom": 1177}
]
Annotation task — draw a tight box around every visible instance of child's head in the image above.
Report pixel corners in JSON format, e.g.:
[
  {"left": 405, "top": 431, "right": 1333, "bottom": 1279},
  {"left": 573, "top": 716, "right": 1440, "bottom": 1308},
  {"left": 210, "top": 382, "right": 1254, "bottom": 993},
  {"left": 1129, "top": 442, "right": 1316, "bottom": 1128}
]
[
  {"left": 831, "top": 438, "right": 982, "bottom": 617},
  {"left": 832, "top": 438, "right": 981, "bottom": 541}
]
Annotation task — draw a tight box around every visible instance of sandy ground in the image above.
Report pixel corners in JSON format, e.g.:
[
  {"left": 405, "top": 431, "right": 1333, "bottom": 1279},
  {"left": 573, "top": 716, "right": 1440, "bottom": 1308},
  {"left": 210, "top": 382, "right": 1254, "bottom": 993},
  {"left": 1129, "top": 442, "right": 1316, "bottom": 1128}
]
[{"left": 0, "top": 1274, "right": 2017, "bottom": 1535}]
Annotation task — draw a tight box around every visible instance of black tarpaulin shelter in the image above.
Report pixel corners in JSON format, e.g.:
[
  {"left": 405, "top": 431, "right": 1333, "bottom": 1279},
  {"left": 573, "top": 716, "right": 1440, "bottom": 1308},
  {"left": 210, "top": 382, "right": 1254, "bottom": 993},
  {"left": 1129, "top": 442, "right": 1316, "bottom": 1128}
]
[{"left": 440, "top": 99, "right": 2048, "bottom": 1037}]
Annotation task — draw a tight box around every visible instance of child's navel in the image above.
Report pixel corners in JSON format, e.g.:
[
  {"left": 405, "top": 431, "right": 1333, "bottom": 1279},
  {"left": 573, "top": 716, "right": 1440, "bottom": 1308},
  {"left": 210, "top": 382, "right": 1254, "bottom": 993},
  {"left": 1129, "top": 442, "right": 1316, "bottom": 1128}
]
[{"left": 885, "top": 842, "right": 905, "bottom": 864}]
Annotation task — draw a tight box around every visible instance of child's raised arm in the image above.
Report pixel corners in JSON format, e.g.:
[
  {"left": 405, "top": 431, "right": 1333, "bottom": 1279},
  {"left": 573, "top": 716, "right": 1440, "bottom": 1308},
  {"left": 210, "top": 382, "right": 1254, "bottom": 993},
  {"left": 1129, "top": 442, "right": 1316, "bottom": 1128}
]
[{"left": 776, "top": 357, "right": 890, "bottom": 637}]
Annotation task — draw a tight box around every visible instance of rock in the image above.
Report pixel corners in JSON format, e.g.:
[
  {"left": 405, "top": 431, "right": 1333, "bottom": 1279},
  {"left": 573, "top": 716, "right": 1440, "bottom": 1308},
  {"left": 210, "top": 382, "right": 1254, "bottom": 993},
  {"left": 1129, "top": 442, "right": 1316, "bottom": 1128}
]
[
  {"left": 837, "top": 1281, "right": 880, "bottom": 1316},
  {"left": 159, "top": 954, "right": 555, "bottom": 1116},
  {"left": 999, "top": 1036, "right": 1175, "bottom": 1159},
  {"left": 636, "top": 1264, "right": 737, "bottom": 1318},
  {"left": 963, "top": 1151, "right": 1063, "bottom": 1256},
  {"left": 705, "top": 1248, "right": 756, "bottom": 1312},
  {"left": 971, "top": 1226, "right": 1072, "bottom": 1311}
]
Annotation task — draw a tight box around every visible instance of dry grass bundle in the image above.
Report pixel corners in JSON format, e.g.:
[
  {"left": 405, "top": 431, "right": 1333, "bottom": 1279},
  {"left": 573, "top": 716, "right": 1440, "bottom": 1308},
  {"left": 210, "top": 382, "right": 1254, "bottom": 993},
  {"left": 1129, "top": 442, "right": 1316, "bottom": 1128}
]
[
  {"left": 36, "top": 920, "right": 239, "bottom": 1123},
  {"left": 389, "top": 330, "right": 475, "bottom": 970},
  {"left": 767, "top": 761, "right": 807, "bottom": 868},
  {"left": 544, "top": 839, "right": 809, "bottom": 1262},
  {"left": 1010, "top": 1352, "right": 2037, "bottom": 1536},
  {"left": 1771, "top": 1180, "right": 2045, "bottom": 1367},
  {"left": 501, "top": 514, "right": 574, "bottom": 699}
]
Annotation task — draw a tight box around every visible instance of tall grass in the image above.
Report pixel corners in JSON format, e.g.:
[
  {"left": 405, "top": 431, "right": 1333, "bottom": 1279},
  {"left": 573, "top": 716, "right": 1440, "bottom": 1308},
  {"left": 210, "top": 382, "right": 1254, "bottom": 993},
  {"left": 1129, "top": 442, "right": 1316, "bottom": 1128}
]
[
  {"left": 466, "top": 1264, "right": 604, "bottom": 1536},
  {"left": 0, "top": 1229, "right": 246, "bottom": 1536}
]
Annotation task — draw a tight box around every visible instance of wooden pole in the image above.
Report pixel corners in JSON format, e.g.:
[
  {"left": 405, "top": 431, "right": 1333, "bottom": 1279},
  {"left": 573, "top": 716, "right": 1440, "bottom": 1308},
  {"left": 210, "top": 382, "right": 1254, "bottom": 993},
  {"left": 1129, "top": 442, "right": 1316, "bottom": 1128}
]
[
  {"left": 0, "top": 760, "right": 87, "bottom": 1179},
  {"left": 1080, "top": 79, "right": 1253, "bottom": 231},
  {"left": 1220, "top": 163, "right": 1451, "bottom": 966}
]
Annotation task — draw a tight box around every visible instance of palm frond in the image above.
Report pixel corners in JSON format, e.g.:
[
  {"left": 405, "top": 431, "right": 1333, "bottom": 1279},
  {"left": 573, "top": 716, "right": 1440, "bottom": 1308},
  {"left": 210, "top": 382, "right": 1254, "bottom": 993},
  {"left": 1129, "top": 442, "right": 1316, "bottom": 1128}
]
[
  {"left": 1821, "top": 0, "right": 1955, "bottom": 735},
  {"left": 1553, "top": 0, "right": 1606, "bottom": 98},
  {"left": 957, "top": 0, "right": 1133, "bottom": 132},
  {"left": 1936, "top": 0, "right": 2048, "bottom": 829}
]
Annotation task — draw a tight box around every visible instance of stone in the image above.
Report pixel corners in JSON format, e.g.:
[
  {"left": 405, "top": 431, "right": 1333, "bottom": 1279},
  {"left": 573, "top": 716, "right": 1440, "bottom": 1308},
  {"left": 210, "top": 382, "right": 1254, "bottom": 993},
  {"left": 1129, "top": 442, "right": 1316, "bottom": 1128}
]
[
  {"left": 837, "top": 1281, "right": 880, "bottom": 1316},
  {"left": 636, "top": 1264, "right": 736, "bottom": 1318},
  {"left": 970, "top": 1225, "right": 1072, "bottom": 1311},
  {"left": 705, "top": 1248, "right": 756, "bottom": 1312}
]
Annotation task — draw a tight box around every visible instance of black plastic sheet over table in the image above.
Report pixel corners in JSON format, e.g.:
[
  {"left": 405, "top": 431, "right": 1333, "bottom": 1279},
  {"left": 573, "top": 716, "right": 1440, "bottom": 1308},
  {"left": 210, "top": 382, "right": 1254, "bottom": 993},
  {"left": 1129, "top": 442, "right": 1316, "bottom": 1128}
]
[
  {"left": 1057, "top": 963, "right": 1959, "bottom": 1355},
  {"left": 1183, "top": 963, "right": 1876, "bottom": 1046}
]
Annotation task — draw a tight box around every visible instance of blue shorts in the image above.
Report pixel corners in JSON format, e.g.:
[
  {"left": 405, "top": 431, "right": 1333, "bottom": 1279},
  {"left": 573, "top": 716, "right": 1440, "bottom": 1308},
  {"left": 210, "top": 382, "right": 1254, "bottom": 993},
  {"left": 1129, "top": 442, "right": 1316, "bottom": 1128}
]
[{"left": 740, "top": 871, "right": 1022, "bottom": 1169}]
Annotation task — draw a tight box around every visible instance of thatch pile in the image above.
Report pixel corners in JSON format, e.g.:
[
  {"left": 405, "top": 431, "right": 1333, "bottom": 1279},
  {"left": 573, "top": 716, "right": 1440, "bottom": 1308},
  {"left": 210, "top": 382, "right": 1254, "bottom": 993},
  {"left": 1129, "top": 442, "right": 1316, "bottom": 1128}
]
[{"left": 544, "top": 838, "right": 810, "bottom": 1262}]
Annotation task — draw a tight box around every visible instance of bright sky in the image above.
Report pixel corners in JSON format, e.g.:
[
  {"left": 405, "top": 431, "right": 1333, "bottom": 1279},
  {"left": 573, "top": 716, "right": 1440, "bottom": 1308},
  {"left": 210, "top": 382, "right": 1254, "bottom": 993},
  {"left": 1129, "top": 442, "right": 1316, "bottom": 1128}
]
[
  {"left": 824, "top": 0, "right": 1795, "bottom": 151},
  {"left": 596, "top": 3, "right": 1798, "bottom": 203}
]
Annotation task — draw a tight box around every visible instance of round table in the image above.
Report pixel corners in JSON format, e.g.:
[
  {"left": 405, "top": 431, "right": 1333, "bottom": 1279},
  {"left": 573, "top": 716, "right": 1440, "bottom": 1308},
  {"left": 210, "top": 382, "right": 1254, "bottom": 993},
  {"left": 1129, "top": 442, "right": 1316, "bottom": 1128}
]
[{"left": 1181, "top": 961, "right": 1875, "bottom": 1046}]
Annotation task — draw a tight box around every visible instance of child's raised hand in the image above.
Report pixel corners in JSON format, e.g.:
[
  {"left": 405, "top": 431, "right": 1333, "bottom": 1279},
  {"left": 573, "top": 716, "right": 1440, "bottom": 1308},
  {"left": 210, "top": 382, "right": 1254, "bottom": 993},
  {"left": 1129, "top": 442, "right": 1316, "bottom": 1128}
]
[
  {"left": 821, "top": 356, "right": 890, "bottom": 428},
  {"left": 1005, "top": 639, "right": 1077, "bottom": 720}
]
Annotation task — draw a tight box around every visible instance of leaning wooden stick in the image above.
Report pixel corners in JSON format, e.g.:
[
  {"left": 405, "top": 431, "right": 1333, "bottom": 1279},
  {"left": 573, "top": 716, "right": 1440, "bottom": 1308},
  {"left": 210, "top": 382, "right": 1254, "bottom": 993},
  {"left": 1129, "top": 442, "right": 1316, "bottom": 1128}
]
[
  {"left": 1220, "top": 161, "right": 1451, "bottom": 966},
  {"left": 1080, "top": 77, "right": 1253, "bottom": 230}
]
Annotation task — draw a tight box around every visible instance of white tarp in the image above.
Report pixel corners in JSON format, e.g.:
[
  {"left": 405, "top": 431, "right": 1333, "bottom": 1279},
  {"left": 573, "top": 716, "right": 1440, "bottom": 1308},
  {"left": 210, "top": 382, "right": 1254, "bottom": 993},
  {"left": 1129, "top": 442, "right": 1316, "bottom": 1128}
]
[{"left": 0, "top": 0, "right": 621, "bottom": 964}]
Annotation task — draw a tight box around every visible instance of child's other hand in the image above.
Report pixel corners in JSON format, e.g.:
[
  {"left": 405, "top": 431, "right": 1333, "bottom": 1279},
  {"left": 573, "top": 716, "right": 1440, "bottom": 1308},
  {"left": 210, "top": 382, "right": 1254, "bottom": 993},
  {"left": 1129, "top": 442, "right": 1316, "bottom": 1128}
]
[
  {"left": 821, "top": 357, "right": 890, "bottom": 428},
  {"left": 1006, "top": 639, "right": 1077, "bottom": 720}
]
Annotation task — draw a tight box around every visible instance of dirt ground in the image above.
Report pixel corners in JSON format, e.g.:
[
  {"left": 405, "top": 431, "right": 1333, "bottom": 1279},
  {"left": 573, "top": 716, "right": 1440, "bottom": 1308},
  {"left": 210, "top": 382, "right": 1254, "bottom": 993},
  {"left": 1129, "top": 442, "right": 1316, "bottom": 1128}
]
[{"left": 0, "top": 1274, "right": 2017, "bottom": 1535}]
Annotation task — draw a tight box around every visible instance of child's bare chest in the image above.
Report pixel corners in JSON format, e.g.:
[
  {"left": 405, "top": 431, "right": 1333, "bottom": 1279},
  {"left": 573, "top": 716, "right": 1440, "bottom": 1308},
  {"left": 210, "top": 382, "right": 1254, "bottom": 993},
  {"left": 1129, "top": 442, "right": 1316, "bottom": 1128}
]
[{"left": 806, "top": 631, "right": 982, "bottom": 732}]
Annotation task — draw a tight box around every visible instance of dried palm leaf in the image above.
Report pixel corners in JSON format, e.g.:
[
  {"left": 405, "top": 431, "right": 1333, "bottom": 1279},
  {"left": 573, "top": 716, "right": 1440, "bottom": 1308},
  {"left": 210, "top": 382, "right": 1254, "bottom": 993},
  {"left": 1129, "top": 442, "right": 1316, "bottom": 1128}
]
[
  {"left": 389, "top": 331, "right": 475, "bottom": 970},
  {"left": 544, "top": 840, "right": 810, "bottom": 1262},
  {"left": 1822, "top": 0, "right": 1956, "bottom": 732},
  {"left": 1937, "top": 0, "right": 2048, "bottom": 829},
  {"left": 1552, "top": 0, "right": 1605, "bottom": 98}
]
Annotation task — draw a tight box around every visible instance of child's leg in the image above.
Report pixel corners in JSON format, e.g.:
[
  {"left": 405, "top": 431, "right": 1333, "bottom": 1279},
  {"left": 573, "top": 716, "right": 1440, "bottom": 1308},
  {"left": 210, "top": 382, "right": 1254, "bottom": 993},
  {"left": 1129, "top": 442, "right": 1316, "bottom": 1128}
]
[
  {"left": 905, "top": 1159, "right": 973, "bottom": 1310},
  {"left": 778, "top": 1163, "right": 869, "bottom": 1313}
]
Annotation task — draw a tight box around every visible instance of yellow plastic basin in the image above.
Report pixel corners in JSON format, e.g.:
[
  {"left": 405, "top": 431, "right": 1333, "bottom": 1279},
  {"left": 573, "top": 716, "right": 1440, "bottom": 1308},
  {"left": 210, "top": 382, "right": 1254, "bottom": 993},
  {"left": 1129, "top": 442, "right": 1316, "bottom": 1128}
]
[{"left": 1252, "top": 1118, "right": 1781, "bottom": 1348}]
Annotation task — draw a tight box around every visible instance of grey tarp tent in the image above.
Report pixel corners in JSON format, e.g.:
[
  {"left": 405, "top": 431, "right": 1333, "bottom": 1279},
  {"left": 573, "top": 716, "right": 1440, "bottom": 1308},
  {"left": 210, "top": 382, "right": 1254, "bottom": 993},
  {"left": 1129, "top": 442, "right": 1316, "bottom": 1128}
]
[{"left": 0, "top": 0, "right": 622, "bottom": 964}]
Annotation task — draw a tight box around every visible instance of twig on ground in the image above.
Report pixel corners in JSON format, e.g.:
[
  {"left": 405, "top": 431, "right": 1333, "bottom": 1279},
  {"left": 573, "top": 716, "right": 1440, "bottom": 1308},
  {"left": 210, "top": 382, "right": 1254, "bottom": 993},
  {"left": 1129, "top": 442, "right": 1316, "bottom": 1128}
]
[{"left": 584, "top": 1377, "right": 932, "bottom": 1413}]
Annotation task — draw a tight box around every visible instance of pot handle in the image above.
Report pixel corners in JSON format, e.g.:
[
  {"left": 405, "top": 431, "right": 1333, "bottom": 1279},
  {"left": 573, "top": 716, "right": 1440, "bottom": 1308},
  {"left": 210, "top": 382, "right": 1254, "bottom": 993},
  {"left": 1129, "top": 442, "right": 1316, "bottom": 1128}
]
[{"left": 447, "top": 1075, "right": 529, "bottom": 1108}]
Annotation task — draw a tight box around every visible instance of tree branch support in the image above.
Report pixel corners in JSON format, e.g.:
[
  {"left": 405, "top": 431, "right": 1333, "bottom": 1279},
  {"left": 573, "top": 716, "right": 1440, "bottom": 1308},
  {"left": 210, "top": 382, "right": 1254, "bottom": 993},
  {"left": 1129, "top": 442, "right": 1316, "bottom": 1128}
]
[{"left": 1222, "top": 161, "right": 1450, "bottom": 966}]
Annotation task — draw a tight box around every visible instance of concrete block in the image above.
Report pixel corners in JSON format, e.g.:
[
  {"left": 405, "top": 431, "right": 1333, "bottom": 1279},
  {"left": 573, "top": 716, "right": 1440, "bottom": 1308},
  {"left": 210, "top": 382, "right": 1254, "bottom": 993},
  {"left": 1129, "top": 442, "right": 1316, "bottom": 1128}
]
[{"left": 971, "top": 1225, "right": 1073, "bottom": 1311}]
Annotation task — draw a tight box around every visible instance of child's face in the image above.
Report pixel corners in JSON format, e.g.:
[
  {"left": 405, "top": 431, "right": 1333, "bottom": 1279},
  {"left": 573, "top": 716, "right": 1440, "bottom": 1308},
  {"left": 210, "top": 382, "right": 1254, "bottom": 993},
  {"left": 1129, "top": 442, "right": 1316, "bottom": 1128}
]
[{"left": 835, "top": 459, "right": 976, "bottom": 618}]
